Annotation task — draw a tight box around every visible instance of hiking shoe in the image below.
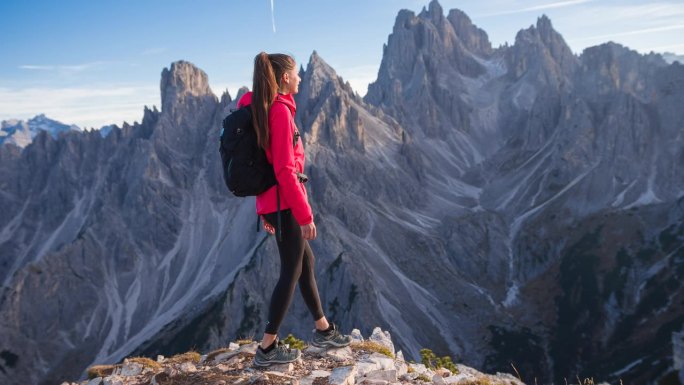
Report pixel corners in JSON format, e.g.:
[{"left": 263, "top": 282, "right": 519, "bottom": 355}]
[
  {"left": 253, "top": 339, "right": 301, "bottom": 367},
  {"left": 312, "top": 323, "right": 352, "bottom": 348}
]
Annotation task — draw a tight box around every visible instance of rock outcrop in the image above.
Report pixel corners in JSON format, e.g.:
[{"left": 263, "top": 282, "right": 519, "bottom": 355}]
[{"left": 59, "top": 328, "right": 525, "bottom": 385}]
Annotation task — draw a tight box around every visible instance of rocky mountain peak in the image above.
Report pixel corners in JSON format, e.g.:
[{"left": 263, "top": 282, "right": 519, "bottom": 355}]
[
  {"left": 447, "top": 8, "right": 492, "bottom": 56},
  {"left": 536, "top": 14, "right": 553, "bottom": 36},
  {"left": 577, "top": 41, "right": 668, "bottom": 100},
  {"left": 296, "top": 51, "right": 367, "bottom": 151},
  {"left": 301, "top": 51, "right": 355, "bottom": 100},
  {"left": 160, "top": 60, "right": 213, "bottom": 112},
  {"left": 420, "top": 0, "right": 444, "bottom": 24},
  {"left": 506, "top": 14, "right": 577, "bottom": 82}
]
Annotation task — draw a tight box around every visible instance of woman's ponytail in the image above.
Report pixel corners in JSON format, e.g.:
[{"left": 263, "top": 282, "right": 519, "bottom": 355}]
[{"left": 251, "top": 52, "right": 295, "bottom": 150}]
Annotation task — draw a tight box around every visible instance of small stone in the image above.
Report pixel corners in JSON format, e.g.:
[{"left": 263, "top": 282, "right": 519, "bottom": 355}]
[
  {"left": 394, "top": 360, "right": 407, "bottom": 377},
  {"left": 87, "top": 378, "right": 103, "bottom": 385},
  {"left": 270, "top": 362, "right": 294, "bottom": 373},
  {"left": 326, "top": 346, "right": 354, "bottom": 362},
  {"left": 120, "top": 360, "right": 143, "bottom": 376},
  {"left": 311, "top": 370, "right": 332, "bottom": 377},
  {"left": 395, "top": 351, "right": 404, "bottom": 364},
  {"left": 365, "top": 369, "right": 397, "bottom": 382},
  {"left": 231, "top": 377, "right": 250, "bottom": 385},
  {"left": 179, "top": 362, "right": 197, "bottom": 373},
  {"left": 216, "top": 363, "right": 232, "bottom": 372},
  {"left": 249, "top": 374, "right": 266, "bottom": 384},
  {"left": 156, "top": 355, "right": 165, "bottom": 362},
  {"left": 367, "top": 354, "right": 394, "bottom": 371},
  {"left": 351, "top": 329, "right": 364, "bottom": 342},
  {"left": 368, "top": 328, "right": 394, "bottom": 356},
  {"left": 442, "top": 374, "right": 467, "bottom": 384},
  {"left": 435, "top": 368, "right": 450, "bottom": 377},
  {"left": 432, "top": 374, "right": 447, "bottom": 385},
  {"left": 213, "top": 350, "right": 241, "bottom": 363},
  {"left": 355, "top": 361, "right": 381, "bottom": 377},
  {"left": 304, "top": 345, "right": 327, "bottom": 356},
  {"left": 239, "top": 342, "right": 259, "bottom": 355},
  {"left": 359, "top": 380, "right": 388, "bottom": 385},
  {"left": 329, "top": 365, "right": 357, "bottom": 385},
  {"left": 265, "top": 370, "right": 296, "bottom": 379},
  {"left": 407, "top": 363, "right": 429, "bottom": 375},
  {"left": 229, "top": 342, "right": 240, "bottom": 350},
  {"left": 102, "top": 375, "right": 125, "bottom": 385}
]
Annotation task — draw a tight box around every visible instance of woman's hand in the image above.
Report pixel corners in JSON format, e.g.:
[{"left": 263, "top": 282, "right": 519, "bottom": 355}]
[
  {"left": 262, "top": 216, "right": 275, "bottom": 235},
  {"left": 301, "top": 222, "right": 317, "bottom": 240}
]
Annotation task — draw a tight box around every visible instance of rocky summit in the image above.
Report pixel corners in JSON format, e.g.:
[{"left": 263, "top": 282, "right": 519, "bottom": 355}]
[
  {"left": 59, "top": 328, "right": 525, "bottom": 385},
  {"left": 1, "top": 1, "right": 683, "bottom": 385}
]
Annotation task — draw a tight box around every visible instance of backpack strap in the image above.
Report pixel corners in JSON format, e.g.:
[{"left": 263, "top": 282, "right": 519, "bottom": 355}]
[{"left": 276, "top": 185, "right": 282, "bottom": 242}]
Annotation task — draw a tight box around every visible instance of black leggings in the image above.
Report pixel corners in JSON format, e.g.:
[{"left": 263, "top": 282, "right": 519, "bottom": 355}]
[{"left": 262, "top": 209, "right": 325, "bottom": 335}]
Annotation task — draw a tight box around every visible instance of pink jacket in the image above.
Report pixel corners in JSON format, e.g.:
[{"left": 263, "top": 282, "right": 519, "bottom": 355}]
[{"left": 237, "top": 92, "right": 313, "bottom": 225}]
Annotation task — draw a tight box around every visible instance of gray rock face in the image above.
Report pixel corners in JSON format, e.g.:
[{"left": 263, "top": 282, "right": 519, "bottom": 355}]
[
  {"left": 0, "top": 60, "right": 233, "bottom": 385},
  {"left": 1, "top": 2, "right": 683, "bottom": 385}
]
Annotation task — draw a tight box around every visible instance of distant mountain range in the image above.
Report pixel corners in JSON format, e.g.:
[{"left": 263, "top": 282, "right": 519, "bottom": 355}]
[
  {"left": 1, "top": 1, "right": 682, "bottom": 385},
  {"left": 0, "top": 114, "right": 80, "bottom": 148},
  {"left": 0, "top": 114, "right": 116, "bottom": 149}
]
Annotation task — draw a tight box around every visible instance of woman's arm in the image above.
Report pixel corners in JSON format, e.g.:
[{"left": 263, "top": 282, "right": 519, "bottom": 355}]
[{"left": 269, "top": 103, "right": 313, "bottom": 226}]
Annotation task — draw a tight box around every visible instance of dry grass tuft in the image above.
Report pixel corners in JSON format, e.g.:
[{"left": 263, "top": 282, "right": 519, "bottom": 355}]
[
  {"left": 167, "top": 351, "right": 201, "bottom": 364},
  {"left": 460, "top": 378, "right": 493, "bottom": 385},
  {"left": 86, "top": 364, "right": 117, "bottom": 379},
  {"left": 350, "top": 341, "right": 394, "bottom": 358},
  {"left": 127, "top": 356, "right": 162, "bottom": 370},
  {"left": 236, "top": 339, "right": 254, "bottom": 346},
  {"left": 416, "top": 374, "right": 431, "bottom": 382}
]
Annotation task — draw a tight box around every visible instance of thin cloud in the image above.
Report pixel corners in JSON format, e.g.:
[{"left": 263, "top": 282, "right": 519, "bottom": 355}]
[
  {"left": 19, "top": 65, "right": 55, "bottom": 70},
  {"left": 569, "top": 24, "right": 684, "bottom": 43},
  {"left": 477, "top": 0, "right": 593, "bottom": 17},
  {"left": 0, "top": 85, "right": 158, "bottom": 128},
  {"left": 650, "top": 43, "right": 684, "bottom": 52},
  {"left": 18, "top": 61, "right": 111, "bottom": 73}
]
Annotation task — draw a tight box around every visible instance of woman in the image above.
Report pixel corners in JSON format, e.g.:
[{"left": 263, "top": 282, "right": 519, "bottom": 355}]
[{"left": 239, "top": 52, "right": 352, "bottom": 367}]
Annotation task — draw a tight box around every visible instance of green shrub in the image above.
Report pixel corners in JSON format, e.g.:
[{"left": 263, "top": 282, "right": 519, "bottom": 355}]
[
  {"left": 420, "top": 348, "right": 459, "bottom": 374},
  {"left": 283, "top": 333, "right": 307, "bottom": 350}
]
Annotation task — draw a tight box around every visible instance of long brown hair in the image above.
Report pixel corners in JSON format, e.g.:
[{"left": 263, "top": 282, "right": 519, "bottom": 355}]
[{"left": 252, "top": 52, "right": 295, "bottom": 150}]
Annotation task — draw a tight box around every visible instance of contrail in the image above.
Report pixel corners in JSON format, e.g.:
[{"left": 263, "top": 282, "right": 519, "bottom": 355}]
[{"left": 270, "top": 0, "right": 276, "bottom": 33}]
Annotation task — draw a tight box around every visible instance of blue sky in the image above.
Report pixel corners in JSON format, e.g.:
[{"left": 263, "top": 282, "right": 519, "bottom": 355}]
[{"left": 1, "top": 0, "right": 683, "bottom": 128}]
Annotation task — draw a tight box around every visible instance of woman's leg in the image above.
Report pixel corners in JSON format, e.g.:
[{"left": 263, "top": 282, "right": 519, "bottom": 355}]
[
  {"left": 298, "top": 241, "right": 326, "bottom": 324},
  {"left": 260, "top": 210, "right": 305, "bottom": 347}
]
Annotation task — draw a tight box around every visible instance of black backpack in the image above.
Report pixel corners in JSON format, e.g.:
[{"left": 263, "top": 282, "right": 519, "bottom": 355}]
[{"left": 219, "top": 106, "right": 277, "bottom": 197}]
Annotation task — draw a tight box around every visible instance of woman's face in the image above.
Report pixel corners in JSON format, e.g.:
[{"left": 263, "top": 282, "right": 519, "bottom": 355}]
[{"left": 281, "top": 65, "right": 301, "bottom": 95}]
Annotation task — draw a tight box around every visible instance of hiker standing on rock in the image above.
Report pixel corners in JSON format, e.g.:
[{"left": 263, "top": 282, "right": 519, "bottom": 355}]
[{"left": 238, "top": 52, "right": 352, "bottom": 366}]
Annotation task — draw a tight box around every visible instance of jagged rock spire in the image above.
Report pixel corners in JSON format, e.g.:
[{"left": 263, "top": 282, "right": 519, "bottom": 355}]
[{"left": 160, "top": 60, "right": 214, "bottom": 113}]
